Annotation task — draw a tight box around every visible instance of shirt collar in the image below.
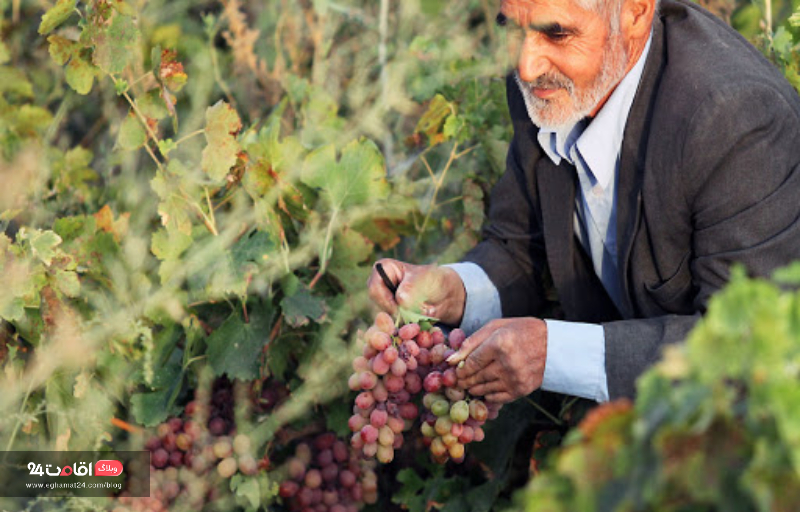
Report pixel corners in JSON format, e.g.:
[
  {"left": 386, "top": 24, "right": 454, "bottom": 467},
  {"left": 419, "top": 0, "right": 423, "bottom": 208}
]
[{"left": 535, "top": 33, "right": 653, "bottom": 190}]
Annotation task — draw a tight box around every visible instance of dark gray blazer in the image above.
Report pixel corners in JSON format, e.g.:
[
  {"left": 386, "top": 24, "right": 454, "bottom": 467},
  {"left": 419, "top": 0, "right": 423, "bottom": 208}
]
[{"left": 463, "top": 0, "right": 800, "bottom": 399}]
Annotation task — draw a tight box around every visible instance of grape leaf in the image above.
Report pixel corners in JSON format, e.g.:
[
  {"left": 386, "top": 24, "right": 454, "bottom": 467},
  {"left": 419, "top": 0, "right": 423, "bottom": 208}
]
[
  {"left": 398, "top": 307, "right": 438, "bottom": 325},
  {"left": 92, "top": 14, "right": 139, "bottom": 74},
  {"left": 26, "top": 229, "right": 62, "bottom": 266},
  {"left": 159, "top": 49, "right": 187, "bottom": 92},
  {"left": 325, "top": 400, "right": 353, "bottom": 438},
  {"left": 54, "top": 269, "right": 80, "bottom": 298},
  {"left": 117, "top": 111, "right": 147, "bottom": 150},
  {"left": 415, "top": 94, "right": 454, "bottom": 144},
  {"left": 230, "top": 474, "right": 261, "bottom": 510},
  {"left": 0, "top": 66, "right": 34, "bottom": 98},
  {"left": 65, "top": 51, "right": 95, "bottom": 95},
  {"left": 206, "top": 306, "right": 274, "bottom": 381},
  {"left": 281, "top": 288, "right": 328, "bottom": 328},
  {"left": 129, "top": 362, "right": 183, "bottom": 427},
  {"left": 301, "top": 138, "right": 389, "bottom": 210},
  {"left": 38, "top": 0, "right": 77, "bottom": 35},
  {"left": 47, "top": 35, "right": 78, "bottom": 66},
  {"left": 151, "top": 228, "right": 192, "bottom": 261},
  {"left": 14, "top": 105, "right": 54, "bottom": 135},
  {"left": 202, "top": 101, "right": 242, "bottom": 182}
]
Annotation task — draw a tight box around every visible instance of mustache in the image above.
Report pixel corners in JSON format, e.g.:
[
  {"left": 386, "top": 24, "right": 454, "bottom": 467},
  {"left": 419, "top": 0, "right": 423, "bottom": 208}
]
[{"left": 518, "top": 72, "right": 574, "bottom": 95}]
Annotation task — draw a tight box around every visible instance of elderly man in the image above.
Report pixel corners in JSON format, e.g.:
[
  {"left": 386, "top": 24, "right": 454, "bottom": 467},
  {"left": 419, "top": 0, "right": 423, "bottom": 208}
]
[{"left": 368, "top": 0, "right": 800, "bottom": 403}]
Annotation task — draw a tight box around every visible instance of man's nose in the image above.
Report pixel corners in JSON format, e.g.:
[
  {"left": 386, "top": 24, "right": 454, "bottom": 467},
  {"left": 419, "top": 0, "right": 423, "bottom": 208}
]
[{"left": 517, "top": 35, "right": 550, "bottom": 83}]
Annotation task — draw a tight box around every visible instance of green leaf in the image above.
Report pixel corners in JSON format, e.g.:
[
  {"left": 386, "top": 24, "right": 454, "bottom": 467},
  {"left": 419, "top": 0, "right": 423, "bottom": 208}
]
[
  {"left": 206, "top": 306, "right": 274, "bottom": 381},
  {"left": 398, "top": 307, "right": 438, "bottom": 325},
  {"left": 202, "top": 101, "right": 242, "bottom": 182},
  {"left": 151, "top": 228, "right": 192, "bottom": 261},
  {"left": 139, "top": 90, "right": 169, "bottom": 120},
  {"left": 281, "top": 287, "right": 328, "bottom": 328},
  {"left": 301, "top": 138, "right": 389, "bottom": 211},
  {"left": 0, "top": 66, "right": 33, "bottom": 98},
  {"left": 157, "top": 138, "right": 176, "bottom": 157},
  {"left": 230, "top": 475, "right": 261, "bottom": 510},
  {"left": 54, "top": 269, "right": 80, "bottom": 298},
  {"left": 415, "top": 94, "right": 454, "bottom": 142},
  {"left": 65, "top": 51, "right": 95, "bottom": 95},
  {"left": 47, "top": 35, "right": 78, "bottom": 66},
  {"left": 92, "top": 14, "right": 139, "bottom": 74},
  {"left": 325, "top": 400, "right": 353, "bottom": 438},
  {"left": 38, "top": 0, "right": 77, "bottom": 35},
  {"left": 27, "top": 229, "right": 62, "bottom": 266},
  {"left": 117, "top": 111, "right": 147, "bottom": 150},
  {"left": 13, "top": 105, "right": 54, "bottom": 135},
  {"left": 130, "top": 363, "right": 183, "bottom": 427}
]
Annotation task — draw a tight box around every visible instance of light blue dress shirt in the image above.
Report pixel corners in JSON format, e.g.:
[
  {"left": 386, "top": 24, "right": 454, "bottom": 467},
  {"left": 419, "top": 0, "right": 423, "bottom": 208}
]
[{"left": 449, "top": 36, "right": 652, "bottom": 403}]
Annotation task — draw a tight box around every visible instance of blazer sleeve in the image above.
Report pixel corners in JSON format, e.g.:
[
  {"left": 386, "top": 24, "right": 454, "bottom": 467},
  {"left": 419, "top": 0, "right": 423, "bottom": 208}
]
[{"left": 604, "top": 82, "right": 800, "bottom": 399}]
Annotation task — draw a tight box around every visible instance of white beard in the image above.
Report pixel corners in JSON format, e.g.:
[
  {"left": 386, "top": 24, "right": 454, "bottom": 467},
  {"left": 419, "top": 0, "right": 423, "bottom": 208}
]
[{"left": 515, "top": 34, "right": 629, "bottom": 130}]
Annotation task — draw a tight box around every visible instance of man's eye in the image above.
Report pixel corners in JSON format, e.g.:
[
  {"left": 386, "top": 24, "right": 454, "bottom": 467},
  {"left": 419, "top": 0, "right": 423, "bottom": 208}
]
[{"left": 544, "top": 25, "right": 569, "bottom": 41}]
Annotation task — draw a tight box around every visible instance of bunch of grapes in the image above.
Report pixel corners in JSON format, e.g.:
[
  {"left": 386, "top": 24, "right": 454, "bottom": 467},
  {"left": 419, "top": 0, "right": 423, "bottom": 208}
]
[
  {"left": 278, "top": 432, "right": 378, "bottom": 512},
  {"left": 349, "top": 313, "right": 503, "bottom": 466},
  {"left": 413, "top": 327, "right": 496, "bottom": 463},
  {"left": 347, "top": 312, "right": 421, "bottom": 463},
  {"left": 133, "top": 377, "right": 276, "bottom": 511}
]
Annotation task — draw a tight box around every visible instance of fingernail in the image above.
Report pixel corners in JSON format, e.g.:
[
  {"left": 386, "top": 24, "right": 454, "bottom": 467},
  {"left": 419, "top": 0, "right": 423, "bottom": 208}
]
[{"left": 445, "top": 353, "right": 458, "bottom": 363}]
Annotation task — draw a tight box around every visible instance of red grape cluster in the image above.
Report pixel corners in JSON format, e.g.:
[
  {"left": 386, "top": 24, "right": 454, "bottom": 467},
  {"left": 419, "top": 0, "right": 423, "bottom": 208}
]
[
  {"left": 349, "top": 314, "right": 501, "bottom": 466},
  {"left": 129, "top": 378, "right": 274, "bottom": 511},
  {"left": 415, "top": 327, "right": 498, "bottom": 463},
  {"left": 278, "top": 432, "right": 378, "bottom": 512},
  {"left": 347, "top": 312, "right": 421, "bottom": 463}
]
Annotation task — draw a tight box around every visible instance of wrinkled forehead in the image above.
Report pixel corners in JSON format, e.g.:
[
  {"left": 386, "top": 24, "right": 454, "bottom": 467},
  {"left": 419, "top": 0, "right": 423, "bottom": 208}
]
[{"left": 500, "top": 0, "right": 594, "bottom": 26}]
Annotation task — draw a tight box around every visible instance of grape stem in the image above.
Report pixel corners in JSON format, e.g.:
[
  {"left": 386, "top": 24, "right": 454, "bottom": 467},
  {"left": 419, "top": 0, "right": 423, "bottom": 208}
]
[{"left": 523, "top": 396, "right": 563, "bottom": 427}]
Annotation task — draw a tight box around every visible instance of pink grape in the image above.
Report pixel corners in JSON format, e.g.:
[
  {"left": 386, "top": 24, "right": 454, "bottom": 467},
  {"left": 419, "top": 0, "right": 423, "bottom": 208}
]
[
  {"left": 383, "top": 345, "right": 399, "bottom": 364},
  {"left": 385, "top": 374, "right": 405, "bottom": 393},
  {"left": 369, "top": 331, "right": 392, "bottom": 351},
  {"left": 359, "top": 371, "right": 378, "bottom": 390},
  {"left": 375, "top": 312, "right": 395, "bottom": 334},
  {"left": 405, "top": 373, "right": 422, "bottom": 394},
  {"left": 372, "top": 381, "right": 389, "bottom": 402},
  {"left": 355, "top": 391, "right": 375, "bottom": 410},
  {"left": 398, "top": 323, "right": 420, "bottom": 340},
  {"left": 304, "top": 469, "right": 322, "bottom": 489},
  {"left": 352, "top": 355, "right": 370, "bottom": 372},
  {"left": 442, "top": 368, "right": 457, "bottom": 387},
  {"left": 391, "top": 358, "right": 407, "bottom": 377},
  {"left": 360, "top": 425, "right": 379, "bottom": 444},
  {"left": 424, "top": 372, "right": 443, "bottom": 393},
  {"left": 371, "top": 353, "right": 391, "bottom": 375},
  {"left": 417, "top": 331, "right": 433, "bottom": 348},
  {"left": 370, "top": 409, "right": 388, "bottom": 428},
  {"left": 449, "top": 328, "right": 466, "bottom": 349},
  {"left": 431, "top": 329, "right": 446, "bottom": 345}
]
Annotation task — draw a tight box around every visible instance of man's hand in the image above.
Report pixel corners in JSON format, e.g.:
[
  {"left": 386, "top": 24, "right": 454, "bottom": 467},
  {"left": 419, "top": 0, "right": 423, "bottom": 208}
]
[
  {"left": 448, "top": 318, "right": 547, "bottom": 403},
  {"left": 366, "top": 259, "right": 466, "bottom": 326}
]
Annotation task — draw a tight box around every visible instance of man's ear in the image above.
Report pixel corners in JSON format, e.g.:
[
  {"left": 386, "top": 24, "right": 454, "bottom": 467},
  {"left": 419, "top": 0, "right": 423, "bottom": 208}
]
[{"left": 620, "top": 0, "right": 656, "bottom": 39}]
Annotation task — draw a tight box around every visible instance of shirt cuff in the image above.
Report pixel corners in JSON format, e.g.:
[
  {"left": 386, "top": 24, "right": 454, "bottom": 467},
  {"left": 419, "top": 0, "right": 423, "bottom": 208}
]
[
  {"left": 541, "top": 320, "right": 609, "bottom": 403},
  {"left": 444, "top": 262, "right": 502, "bottom": 336}
]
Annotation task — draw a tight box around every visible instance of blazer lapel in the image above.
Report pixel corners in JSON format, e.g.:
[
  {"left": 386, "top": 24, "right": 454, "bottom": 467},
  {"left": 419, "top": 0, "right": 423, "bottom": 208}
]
[
  {"left": 537, "top": 158, "right": 620, "bottom": 322},
  {"left": 537, "top": 157, "right": 576, "bottom": 316},
  {"left": 616, "top": 16, "right": 666, "bottom": 318}
]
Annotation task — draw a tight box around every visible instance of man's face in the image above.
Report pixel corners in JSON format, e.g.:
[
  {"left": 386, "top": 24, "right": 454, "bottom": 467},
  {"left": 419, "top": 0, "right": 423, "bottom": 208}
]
[{"left": 500, "top": 0, "right": 629, "bottom": 129}]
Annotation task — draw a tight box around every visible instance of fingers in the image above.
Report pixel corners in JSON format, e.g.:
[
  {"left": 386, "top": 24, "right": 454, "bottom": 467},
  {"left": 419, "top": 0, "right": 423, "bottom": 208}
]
[
  {"left": 484, "top": 391, "right": 514, "bottom": 404},
  {"left": 465, "top": 378, "right": 505, "bottom": 397},
  {"left": 446, "top": 325, "right": 496, "bottom": 366},
  {"left": 367, "top": 259, "right": 404, "bottom": 313},
  {"left": 457, "top": 360, "right": 503, "bottom": 390}
]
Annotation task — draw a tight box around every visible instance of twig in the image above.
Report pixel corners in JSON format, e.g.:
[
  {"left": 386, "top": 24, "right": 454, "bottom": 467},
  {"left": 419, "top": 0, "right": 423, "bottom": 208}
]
[
  {"left": 173, "top": 129, "right": 205, "bottom": 147},
  {"left": 523, "top": 396, "right": 563, "bottom": 427},
  {"left": 416, "top": 141, "right": 459, "bottom": 242},
  {"left": 111, "top": 417, "right": 143, "bottom": 434}
]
